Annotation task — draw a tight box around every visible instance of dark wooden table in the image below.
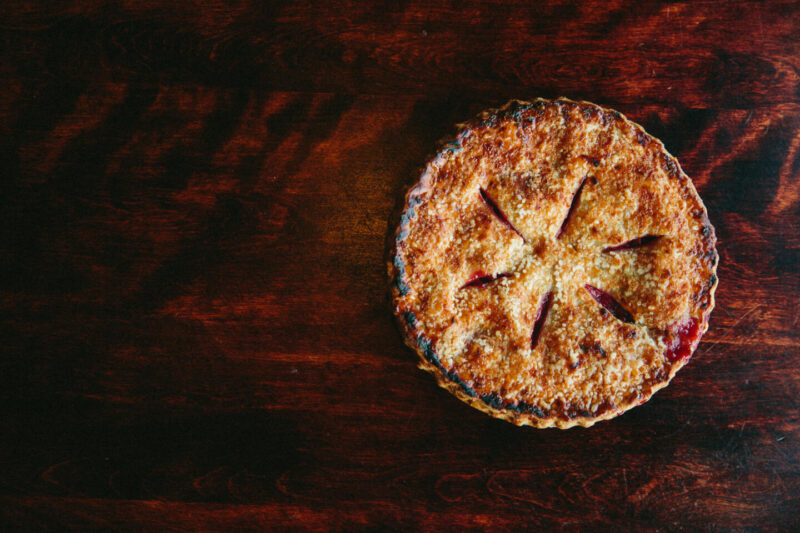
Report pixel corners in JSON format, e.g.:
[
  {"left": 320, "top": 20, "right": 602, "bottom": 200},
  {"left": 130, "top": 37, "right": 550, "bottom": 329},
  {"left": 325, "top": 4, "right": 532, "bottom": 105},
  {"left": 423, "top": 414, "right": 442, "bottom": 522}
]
[{"left": 2, "top": 1, "right": 799, "bottom": 530}]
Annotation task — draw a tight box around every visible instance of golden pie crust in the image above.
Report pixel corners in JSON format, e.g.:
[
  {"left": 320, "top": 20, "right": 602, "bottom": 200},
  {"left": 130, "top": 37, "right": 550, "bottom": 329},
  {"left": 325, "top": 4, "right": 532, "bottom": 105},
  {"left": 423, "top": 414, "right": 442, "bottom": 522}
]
[{"left": 389, "top": 99, "right": 718, "bottom": 428}]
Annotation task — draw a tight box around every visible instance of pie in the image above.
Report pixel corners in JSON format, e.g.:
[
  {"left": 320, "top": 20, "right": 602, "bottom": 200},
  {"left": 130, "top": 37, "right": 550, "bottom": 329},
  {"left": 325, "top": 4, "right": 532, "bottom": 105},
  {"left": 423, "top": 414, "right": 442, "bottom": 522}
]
[{"left": 389, "top": 98, "right": 718, "bottom": 428}]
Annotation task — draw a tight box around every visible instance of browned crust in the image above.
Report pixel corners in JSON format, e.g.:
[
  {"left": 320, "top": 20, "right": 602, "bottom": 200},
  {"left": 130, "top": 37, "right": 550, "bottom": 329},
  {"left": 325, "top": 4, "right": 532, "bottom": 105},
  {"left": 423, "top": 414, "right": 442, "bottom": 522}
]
[{"left": 389, "top": 98, "right": 718, "bottom": 429}]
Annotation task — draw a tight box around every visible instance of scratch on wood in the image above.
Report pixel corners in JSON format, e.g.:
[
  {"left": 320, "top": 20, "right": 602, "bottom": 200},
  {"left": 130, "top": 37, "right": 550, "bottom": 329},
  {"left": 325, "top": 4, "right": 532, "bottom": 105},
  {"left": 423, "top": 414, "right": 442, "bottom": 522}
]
[
  {"left": 700, "top": 304, "right": 761, "bottom": 356},
  {"left": 623, "top": 467, "right": 628, "bottom": 499}
]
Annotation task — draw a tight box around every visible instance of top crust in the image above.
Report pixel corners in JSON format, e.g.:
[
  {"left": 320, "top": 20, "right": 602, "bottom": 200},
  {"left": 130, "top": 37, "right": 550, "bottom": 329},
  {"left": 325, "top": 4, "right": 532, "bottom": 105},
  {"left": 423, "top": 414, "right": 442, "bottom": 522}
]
[{"left": 390, "top": 99, "right": 718, "bottom": 428}]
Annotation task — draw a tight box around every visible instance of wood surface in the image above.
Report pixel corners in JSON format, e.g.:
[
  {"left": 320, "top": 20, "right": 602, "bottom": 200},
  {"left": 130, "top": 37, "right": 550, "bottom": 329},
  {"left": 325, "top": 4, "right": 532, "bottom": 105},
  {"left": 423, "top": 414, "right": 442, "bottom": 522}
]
[{"left": 1, "top": 0, "right": 799, "bottom": 530}]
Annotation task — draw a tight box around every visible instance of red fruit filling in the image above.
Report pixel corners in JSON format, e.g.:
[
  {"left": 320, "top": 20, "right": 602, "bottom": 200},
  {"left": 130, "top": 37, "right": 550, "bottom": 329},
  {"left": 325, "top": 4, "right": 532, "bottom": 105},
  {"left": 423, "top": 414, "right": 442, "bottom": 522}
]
[
  {"left": 556, "top": 176, "right": 588, "bottom": 238},
  {"left": 461, "top": 271, "right": 511, "bottom": 289},
  {"left": 584, "top": 284, "right": 635, "bottom": 324},
  {"left": 479, "top": 188, "right": 525, "bottom": 239},
  {"left": 664, "top": 317, "right": 700, "bottom": 363},
  {"left": 603, "top": 234, "right": 662, "bottom": 253},
  {"left": 530, "top": 291, "right": 553, "bottom": 350}
]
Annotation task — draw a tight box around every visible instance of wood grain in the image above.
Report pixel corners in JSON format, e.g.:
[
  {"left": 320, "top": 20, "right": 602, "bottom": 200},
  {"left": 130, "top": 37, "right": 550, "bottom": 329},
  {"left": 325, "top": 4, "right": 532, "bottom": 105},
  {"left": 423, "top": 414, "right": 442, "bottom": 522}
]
[{"left": 1, "top": 1, "right": 799, "bottom": 531}]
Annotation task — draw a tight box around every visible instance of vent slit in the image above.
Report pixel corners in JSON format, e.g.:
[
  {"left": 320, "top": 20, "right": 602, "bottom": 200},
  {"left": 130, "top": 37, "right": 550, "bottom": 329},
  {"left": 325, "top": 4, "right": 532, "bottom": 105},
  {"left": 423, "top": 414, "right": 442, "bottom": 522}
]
[
  {"left": 530, "top": 290, "right": 553, "bottom": 350},
  {"left": 479, "top": 188, "right": 524, "bottom": 240},
  {"left": 603, "top": 234, "right": 663, "bottom": 252},
  {"left": 556, "top": 176, "right": 588, "bottom": 238},
  {"left": 461, "top": 271, "right": 511, "bottom": 289},
  {"left": 584, "top": 285, "right": 635, "bottom": 324}
]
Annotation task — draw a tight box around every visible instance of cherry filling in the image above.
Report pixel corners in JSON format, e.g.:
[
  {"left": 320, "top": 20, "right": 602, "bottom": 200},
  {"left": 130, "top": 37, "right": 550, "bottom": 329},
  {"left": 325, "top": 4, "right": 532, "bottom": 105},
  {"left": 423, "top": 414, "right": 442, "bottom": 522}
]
[
  {"left": 603, "top": 234, "right": 662, "bottom": 253},
  {"left": 461, "top": 271, "right": 511, "bottom": 289},
  {"left": 556, "top": 176, "right": 588, "bottom": 238},
  {"left": 530, "top": 290, "right": 553, "bottom": 350},
  {"left": 584, "top": 284, "right": 635, "bottom": 324},
  {"left": 664, "top": 317, "right": 700, "bottom": 363},
  {"left": 479, "top": 188, "right": 525, "bottom": 239}
]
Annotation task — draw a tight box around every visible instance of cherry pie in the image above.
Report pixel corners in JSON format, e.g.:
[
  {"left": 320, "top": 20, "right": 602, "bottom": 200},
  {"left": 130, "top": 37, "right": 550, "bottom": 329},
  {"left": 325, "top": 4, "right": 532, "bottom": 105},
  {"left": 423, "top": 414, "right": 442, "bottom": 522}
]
[{"left": 390, "top": 99, "right": 718, "bottom": 428}]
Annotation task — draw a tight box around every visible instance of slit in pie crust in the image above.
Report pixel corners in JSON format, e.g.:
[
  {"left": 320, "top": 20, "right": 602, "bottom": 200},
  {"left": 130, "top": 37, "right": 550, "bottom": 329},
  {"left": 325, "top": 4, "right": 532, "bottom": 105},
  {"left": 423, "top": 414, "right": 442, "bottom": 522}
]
[{"left": 390, "top": 98, "right": 718, "bottom": 428}]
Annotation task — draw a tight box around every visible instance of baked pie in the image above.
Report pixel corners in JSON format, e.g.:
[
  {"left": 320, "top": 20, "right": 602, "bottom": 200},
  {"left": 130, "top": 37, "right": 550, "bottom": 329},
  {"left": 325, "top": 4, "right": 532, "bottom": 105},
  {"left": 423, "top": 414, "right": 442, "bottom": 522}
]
[{"left": 389, "top": 99, "right": 718, "bottom": 428}]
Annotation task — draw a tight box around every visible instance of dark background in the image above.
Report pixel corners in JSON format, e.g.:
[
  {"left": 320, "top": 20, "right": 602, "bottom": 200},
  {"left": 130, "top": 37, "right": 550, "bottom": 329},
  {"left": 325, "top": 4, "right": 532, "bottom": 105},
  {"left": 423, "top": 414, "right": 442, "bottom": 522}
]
[{"left": 1, "top": 1, "right": 799, "bottom": 530}]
